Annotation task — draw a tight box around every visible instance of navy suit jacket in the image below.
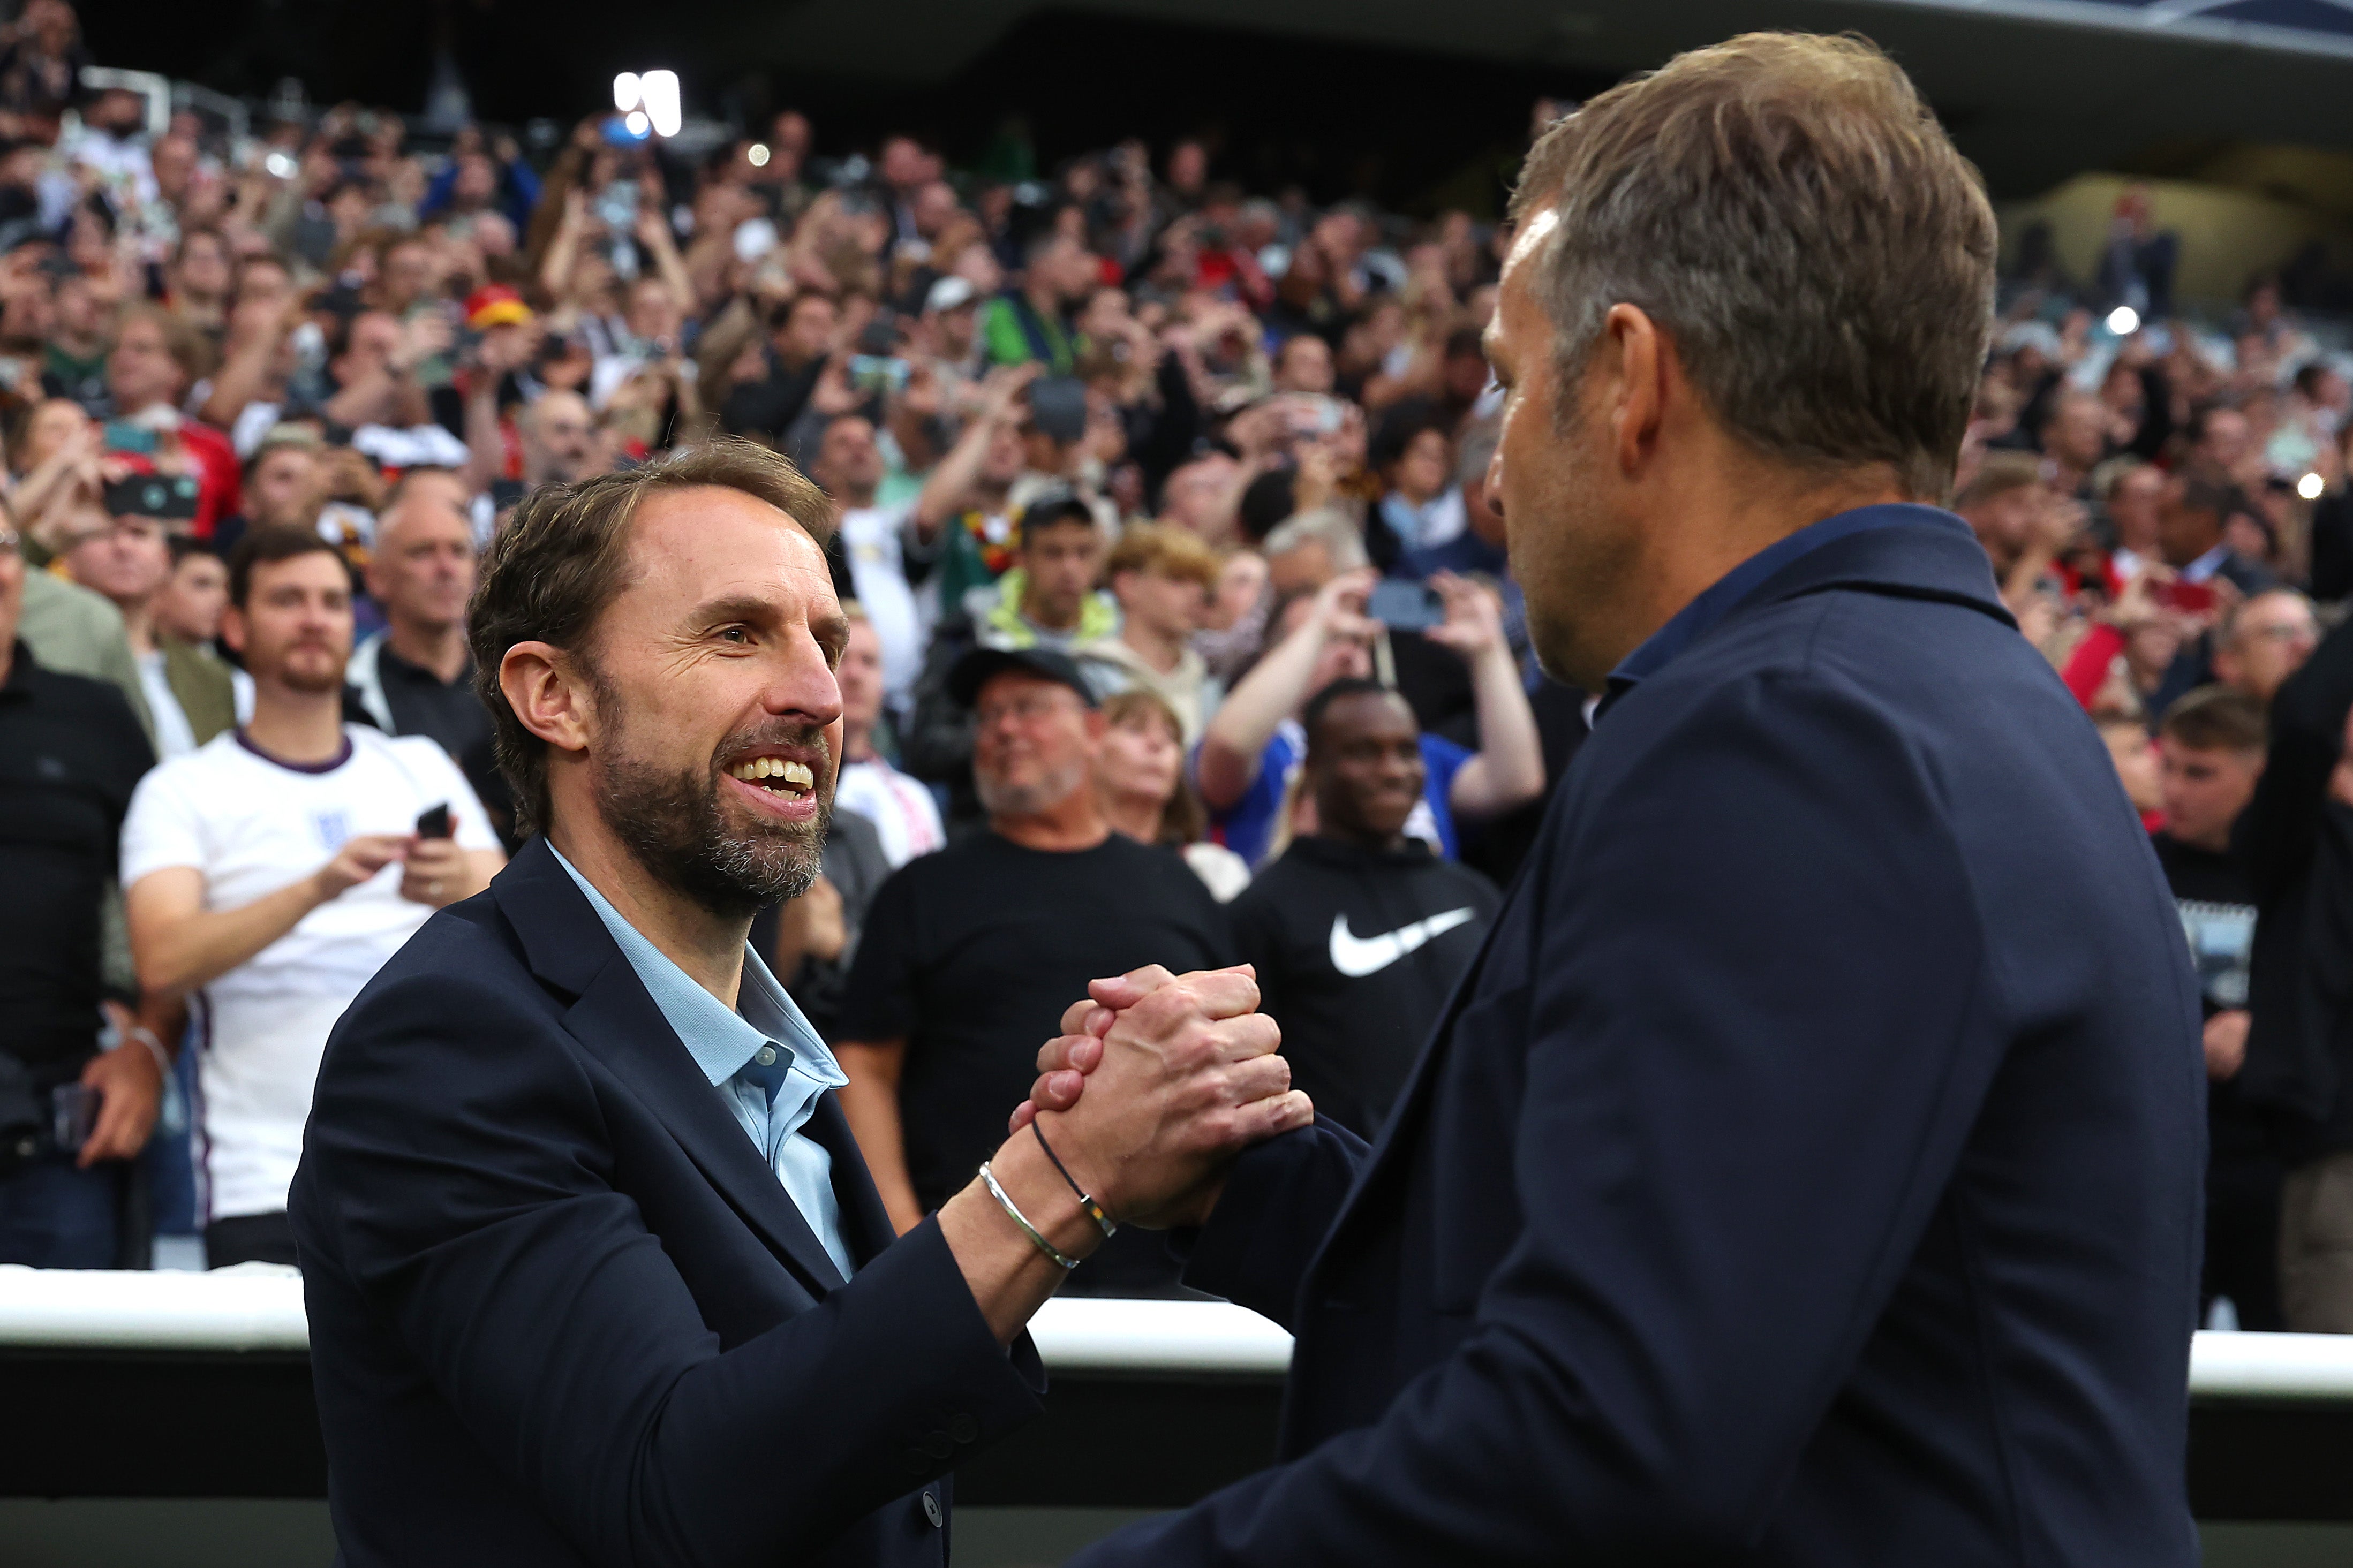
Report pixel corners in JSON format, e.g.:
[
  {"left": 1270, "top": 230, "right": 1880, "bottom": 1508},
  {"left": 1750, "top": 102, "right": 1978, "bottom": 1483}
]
[
  {"left": 289, "top": 838, "right": 1044, "bottom": 1568},
  {"left": 1077, "top": 512, "right": 2206, "bottom": 1565}
]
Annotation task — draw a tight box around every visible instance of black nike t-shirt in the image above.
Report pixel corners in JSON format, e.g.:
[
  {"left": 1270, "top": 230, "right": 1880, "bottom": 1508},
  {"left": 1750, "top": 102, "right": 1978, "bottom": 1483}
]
[
  {"left": 836, "top": 829, "right": 1232, "bottom": 1291},
  {"left": 1231, "top": 834, "right": 1501, "bottom": 1140}
]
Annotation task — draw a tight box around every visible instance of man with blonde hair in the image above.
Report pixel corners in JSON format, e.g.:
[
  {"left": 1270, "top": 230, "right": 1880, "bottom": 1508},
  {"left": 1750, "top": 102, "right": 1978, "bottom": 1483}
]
[
  {"left": 1080, "top": 520, "right": 1221, "bottom": 741},
  {"left": 1042, "top": 33, "right": 2201, "bottom": 1566}
]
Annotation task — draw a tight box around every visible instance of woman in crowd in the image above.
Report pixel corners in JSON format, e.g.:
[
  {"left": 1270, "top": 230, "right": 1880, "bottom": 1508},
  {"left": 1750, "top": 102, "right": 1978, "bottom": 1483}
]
[{"left": 1093, "top": 686, "right": 1250, "bottom": 902}]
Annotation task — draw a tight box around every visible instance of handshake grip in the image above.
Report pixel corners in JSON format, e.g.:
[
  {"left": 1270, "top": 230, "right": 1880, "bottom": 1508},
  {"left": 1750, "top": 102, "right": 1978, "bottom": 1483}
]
[{"left": 1012, "top": 965, "right": 1313, "bottom": 1232}]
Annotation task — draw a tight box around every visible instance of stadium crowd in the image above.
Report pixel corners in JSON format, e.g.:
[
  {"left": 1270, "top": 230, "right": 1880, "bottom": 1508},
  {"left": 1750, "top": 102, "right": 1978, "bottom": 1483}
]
[{"left": 5, "top": 0, "right": 2353, "bottom": 1319}]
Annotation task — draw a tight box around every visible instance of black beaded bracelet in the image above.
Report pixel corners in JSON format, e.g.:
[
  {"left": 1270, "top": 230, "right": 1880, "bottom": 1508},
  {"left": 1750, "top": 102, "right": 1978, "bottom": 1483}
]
[{"left": 1032, "top": 1120, "right": 1118, "bottom": 1238}]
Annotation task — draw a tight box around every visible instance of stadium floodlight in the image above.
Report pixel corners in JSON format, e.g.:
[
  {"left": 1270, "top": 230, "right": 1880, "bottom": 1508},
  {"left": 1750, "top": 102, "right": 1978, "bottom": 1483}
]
[
  {"left": 2299, "top": 471, "right": 2326, "bottom": 501},
  {"left": 641, "top": 71, "right": 682, "bottom": 138},
  {"left": 2106, "top": 305, "right": 2140, "bottom": 336},
  {"left": 613, "top": 69, "right": 680, "bottom": 138}
]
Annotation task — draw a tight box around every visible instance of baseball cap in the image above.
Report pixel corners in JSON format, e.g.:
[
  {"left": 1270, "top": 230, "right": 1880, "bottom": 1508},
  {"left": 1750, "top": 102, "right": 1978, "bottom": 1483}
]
[
  {"left": 924, "top": 275, "right": 977, "bottom": 315},
  {"left": 948, "top": 645, "right": 1100, "bottom": 710}
]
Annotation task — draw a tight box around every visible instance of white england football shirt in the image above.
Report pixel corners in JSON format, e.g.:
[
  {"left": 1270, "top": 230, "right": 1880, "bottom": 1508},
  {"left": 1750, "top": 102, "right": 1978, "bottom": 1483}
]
[{"left": 120, "top": 726, "right": 496, "bottom": 1222}]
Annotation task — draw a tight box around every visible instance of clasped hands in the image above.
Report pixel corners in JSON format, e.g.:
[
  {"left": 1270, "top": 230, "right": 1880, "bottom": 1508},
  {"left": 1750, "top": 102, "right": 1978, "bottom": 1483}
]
[{"left": 1009, "top": 964, "right": 1313, "bottom": 1234}]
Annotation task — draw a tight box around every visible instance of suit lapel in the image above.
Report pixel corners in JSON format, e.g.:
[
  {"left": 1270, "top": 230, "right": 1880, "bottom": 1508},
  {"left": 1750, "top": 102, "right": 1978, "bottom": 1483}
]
[{"left": 492, "top": 839, "right": 850, "bottom": 1295}]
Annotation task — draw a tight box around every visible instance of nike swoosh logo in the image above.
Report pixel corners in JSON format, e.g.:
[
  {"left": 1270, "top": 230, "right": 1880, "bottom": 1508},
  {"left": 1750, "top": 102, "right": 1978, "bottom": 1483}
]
[{"left": 1329, "top": 907, "right": 1478, "bottom": 979}]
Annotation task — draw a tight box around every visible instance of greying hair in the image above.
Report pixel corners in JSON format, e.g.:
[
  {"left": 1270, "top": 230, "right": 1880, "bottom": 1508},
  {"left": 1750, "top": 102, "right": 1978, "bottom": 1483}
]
[{"left": 1509, "top": 33, "right": 1997, "bottom": 500}]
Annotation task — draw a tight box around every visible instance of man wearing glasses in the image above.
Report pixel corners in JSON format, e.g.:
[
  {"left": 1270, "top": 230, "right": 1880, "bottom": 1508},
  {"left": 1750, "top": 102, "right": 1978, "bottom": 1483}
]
[{"left": 835, "top": 645, "right": 1234, "bottom": 1295}]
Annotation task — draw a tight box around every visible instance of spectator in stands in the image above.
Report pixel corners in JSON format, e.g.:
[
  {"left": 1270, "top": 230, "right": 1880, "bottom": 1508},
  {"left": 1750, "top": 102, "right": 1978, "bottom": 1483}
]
[
  {"left": 1957, "top": 452, "right": 2073, "bottom": 614},
  {"left": 981, "top": 233, "right": 1094, "bottom": 374},
  {"left": 753, "top": 805, "right": 893, "bottom": 1047},
  {"left": 1231, "top": 677, "right": 1500, "bottom": 1139},
  {"left": 1270, "top": 334, "right": 1335, "bottom": 396},
  {"left": 2039, "top": 388, "right": 2111, "bottom": 504},
  {"left": 2213, "top": 589, "right": 2320, "bottom": 708},
  {"left": 835, "top": 646, "right": 1231, "bottom": 1292},
  {"left": 2150, "top": 686, "right": 2277, "bottom": 1329},
  {"left": 350, "top": 490, "right": 510, "bottom": 843},
  {"left": 1079, "top": 521, "right": 1218, "bottom": 741},
  {"left": 910, "top": 362, "right": 1037, "bottom": 613},
  {"left": 1198, "top": 567, "right": 1544, "bottom": 867},
  {"left": 720, "top": 292, "right": 836, "bottom": 444},
  {"left": 16, "top": 531, "right": 148, "bottom": 730},
  {"left": 106, "top": 305, "right": 240, "bottom": 537},
  {"left": 2156, "top": 473, "right": 2273, "bottom": 595},
  {"left": 831, "top": 605, "right": 945, "bottom": 868},
  {"left": 2104, "top": 459, "right": 2167, "bottom": 585},
  {"left": 42, "top": 272, "right": 109, "bottom": 413},
  {"left": 120, "top": 527, "right": 503, "bottom": 1268},
  {"left": 0, "top": 513, "right": 163, "bottom": 1268},
  {"left": 0, "top": 0, "right": 90, "bottom": 136},
  {"left": 152, "top": 536, "right": 230, "bottom": 650},
  {"left": 904, "top": 494, "right": 1119, "bottom": 819},
  {"left": 806, "top": 412, "right": 933, "bottom": 717},
  {"left": 516, "top": 389, "right": 602, "bottom": 486},
  {"left": 61, "top": 506, "right": 233, "bottom": 759},
  {"left": 1094, "top": 686, "right": 1251, "bottom": 902},
  {"left": 1374, "top": 423, "right": 1466, "bottom": 565},
  {"left": 215, "top": 429, "right": 328, "bottom": 557}
]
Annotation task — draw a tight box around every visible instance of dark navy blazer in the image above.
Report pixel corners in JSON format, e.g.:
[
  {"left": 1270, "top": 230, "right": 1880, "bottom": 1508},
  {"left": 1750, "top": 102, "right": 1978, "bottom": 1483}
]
[
  {"left": 1078, "top": 509, "right": 2206, "bottom": 1566},
  {"left": 289, "top": 838, "right": 1044, "bottom": 1567}
]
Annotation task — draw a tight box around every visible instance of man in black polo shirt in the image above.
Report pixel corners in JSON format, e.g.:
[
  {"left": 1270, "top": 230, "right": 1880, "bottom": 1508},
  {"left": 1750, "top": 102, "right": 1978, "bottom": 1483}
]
[
  {"left": 0, "top": 517, "right": 165, "bottom": 1267},
  {"left": 349, "top": 490, "right": 513, "bottom": 844},
  {"left": 835, "top": 647, "right": 1233, "bottom": 1294},
  {"left": 1231, "top": 677, "right": 1502, "bottom": 1140}
]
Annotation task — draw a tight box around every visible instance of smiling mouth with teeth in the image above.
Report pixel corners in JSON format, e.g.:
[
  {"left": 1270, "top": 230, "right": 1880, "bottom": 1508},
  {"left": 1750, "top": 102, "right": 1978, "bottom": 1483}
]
[{"left": 726, "top": 756, "right": 818, "bottom": 794}]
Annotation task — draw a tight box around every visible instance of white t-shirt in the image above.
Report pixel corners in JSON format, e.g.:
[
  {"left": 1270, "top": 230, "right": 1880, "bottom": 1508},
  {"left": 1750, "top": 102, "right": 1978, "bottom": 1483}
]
[
  {"left": 120, "top": 726, "right": 496, "bottom": 1222},
  {"left": 836, "top": 504, "right": 930, "bottom": 711},
  {"left": 835, "top": 756, "right": 944, "bottom": 869},
  {"left": 135, "top": 649, "right": 199, "bottom": 760}
]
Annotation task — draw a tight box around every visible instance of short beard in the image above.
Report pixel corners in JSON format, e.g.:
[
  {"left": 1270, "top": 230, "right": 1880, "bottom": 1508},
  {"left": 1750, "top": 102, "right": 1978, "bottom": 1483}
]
[
  {"left": 593, "top": 715, "right": 831, "bottom": 922},
  {"left": 974, "top": 756, "right": 1089, "bottom": 819}
]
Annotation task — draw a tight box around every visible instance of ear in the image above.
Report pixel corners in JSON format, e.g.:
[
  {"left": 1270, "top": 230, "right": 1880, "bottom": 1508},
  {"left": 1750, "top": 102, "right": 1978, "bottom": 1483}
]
[
  {"left": 1600, "top": 302, "right": 1669, "bottom": 478},
  {"left": 500, "top": 640, "right": 596, "bottom": 759},
  {"left": 219, "top": 603, "right": 248, "bottom": 656}
]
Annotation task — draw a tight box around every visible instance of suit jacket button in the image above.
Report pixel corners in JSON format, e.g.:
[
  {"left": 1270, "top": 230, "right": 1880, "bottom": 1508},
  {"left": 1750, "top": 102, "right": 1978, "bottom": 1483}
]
[
  {"left": 923, "top": 1429, "right": 954, "bottom": 1459},
  {"left": 922, "top": 1490, "right": 944, "bottom": 1528},
  {"left": 948, "top": 1413, "right": 979, "bottom": 1444}
]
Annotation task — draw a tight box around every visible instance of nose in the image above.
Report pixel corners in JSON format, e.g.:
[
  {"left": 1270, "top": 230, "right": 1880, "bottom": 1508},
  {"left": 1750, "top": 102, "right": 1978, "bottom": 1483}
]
[{"left": 764, "top": 630, "right": 844, "bottom": 730}]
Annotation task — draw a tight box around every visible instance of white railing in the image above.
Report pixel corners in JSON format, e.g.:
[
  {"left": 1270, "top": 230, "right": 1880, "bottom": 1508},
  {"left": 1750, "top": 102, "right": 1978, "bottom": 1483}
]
[{"left": 3, "top": 1264, "right": 2347, "bottom": 1396}]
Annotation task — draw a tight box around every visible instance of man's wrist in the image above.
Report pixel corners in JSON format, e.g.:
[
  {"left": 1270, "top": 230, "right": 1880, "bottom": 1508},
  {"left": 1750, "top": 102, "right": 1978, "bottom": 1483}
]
[{"left": 985, "top": 1133, "right": 1104, "bottom": 1264}]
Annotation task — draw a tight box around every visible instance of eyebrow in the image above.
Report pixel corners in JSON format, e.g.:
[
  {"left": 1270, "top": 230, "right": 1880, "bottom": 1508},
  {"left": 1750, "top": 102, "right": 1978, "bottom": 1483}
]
[{"left": 689, "top": 593, "right": 851, "bottom": 648}]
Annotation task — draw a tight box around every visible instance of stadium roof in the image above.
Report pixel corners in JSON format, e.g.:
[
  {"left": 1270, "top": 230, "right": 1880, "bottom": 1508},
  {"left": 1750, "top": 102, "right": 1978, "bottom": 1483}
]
[{"left": 1873, "top": 0, "right": 2353, "bottom": 60}]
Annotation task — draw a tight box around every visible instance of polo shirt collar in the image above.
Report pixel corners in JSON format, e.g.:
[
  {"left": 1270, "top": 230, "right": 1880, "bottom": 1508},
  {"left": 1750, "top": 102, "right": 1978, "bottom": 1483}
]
[{"left": 1603, "top": 502, "right": 1963, "bottom": 711}]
